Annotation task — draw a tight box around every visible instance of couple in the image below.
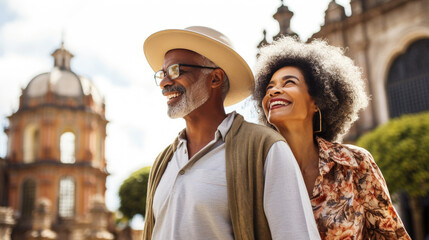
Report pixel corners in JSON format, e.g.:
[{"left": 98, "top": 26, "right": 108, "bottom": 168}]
[{"left": 141, "top": 26, "right": 410, "bottom": 240}]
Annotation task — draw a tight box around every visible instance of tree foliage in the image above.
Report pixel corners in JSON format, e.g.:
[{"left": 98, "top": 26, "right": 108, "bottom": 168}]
[
  {"left": 356, "top": 111, "right": 429, "bottom": 197},
  {"left": 118, "top": 166, "right": 151, "bottom": 220}
]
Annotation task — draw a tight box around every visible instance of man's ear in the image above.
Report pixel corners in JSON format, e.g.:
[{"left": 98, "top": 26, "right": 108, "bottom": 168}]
[{"left": 210, "top": 69, "right": 225, "bottom": 88}]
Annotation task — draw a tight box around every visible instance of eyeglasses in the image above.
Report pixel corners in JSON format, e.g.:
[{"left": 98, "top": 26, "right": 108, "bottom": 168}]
[{"left": 154, "top": 63, "right": 218, "bottom": 86}]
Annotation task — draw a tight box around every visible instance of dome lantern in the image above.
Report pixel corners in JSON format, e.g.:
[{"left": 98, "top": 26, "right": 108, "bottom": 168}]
[{"left": 52, "top": 42, "right": 74, "bottom": 71}]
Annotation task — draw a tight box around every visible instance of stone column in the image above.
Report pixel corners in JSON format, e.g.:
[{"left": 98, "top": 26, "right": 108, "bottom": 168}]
[
  {"left": 0, "top": 207, "right": 15, "bottom": 240},
  {"left": 28, "top": 198, "right": 57, "bottom": 240},
  {"left": 85, "top": 195, "right": 114, "bottom": 240}
]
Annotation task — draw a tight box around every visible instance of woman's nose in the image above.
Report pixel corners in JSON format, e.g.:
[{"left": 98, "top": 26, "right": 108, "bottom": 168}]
[{"left": 267, "top": 87, "right": 281, "bottom": 97}]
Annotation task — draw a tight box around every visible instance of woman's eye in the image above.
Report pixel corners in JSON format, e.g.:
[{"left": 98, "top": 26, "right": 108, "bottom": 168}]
[{"left": 283, "top": 80, "right": 295, "bottom": 86}]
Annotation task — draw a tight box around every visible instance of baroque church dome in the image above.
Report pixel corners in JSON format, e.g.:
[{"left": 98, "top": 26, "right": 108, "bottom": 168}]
[{"left": 21, "top": 44, "right": 104, "bottom": 114}]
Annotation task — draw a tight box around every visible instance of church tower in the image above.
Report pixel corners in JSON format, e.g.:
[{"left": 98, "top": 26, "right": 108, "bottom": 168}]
[
  {"left": 257, "top": 0, "right": 297, "bottom": 55},
  {"left": 272, "top": 0, "right": 297, "bottom": 40},
  {"left": 4, "top": 43, "right": 110, "bottom": 239}
]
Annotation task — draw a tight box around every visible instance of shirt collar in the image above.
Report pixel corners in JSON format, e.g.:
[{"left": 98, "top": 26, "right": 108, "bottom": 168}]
[
  {"left": 218, "top": 111, "right": 236, "bottom": 141},
  {"left": 316, "top": 136, "right": 359, "bottom": 176},
  {"left": 177, "top": 111, "right": 236, "bottom": 146}
]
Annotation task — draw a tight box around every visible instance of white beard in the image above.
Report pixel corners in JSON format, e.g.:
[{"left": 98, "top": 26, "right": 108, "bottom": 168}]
[{"left": 167, "top": 78, "right": 210, "bottom": 118}]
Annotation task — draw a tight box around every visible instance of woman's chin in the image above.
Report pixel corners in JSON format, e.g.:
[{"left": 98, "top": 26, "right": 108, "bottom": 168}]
[
  {"left": 268, "top": 112, "right": 286, "bottom": 124},
  {"left": 267, "top": 117, "right": 283, "bottom": 129}
]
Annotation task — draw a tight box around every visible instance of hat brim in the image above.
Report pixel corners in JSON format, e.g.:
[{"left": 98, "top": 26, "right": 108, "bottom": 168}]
[{"left": 143, "top": 29, "right": 254, "bottom": 107}]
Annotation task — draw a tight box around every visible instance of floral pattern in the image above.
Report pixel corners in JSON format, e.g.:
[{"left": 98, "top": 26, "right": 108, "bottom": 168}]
[{"left": 311, "top": 137, "right": 411, "bottom": 240}]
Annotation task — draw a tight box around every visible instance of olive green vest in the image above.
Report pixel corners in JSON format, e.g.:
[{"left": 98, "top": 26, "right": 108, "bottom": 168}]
[{"left": 143, "top": 114, "right": 284, "bottom": 240}]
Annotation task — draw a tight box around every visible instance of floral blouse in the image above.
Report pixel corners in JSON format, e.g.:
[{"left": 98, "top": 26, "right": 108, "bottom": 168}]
[{"left": 311, "top": 137, "right": 411, "bottom": 239}]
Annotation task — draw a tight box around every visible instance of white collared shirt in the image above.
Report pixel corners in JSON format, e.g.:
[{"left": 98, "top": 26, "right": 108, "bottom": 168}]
[{"left": 152, "top": 112, "right": 320, "bottom": 240}]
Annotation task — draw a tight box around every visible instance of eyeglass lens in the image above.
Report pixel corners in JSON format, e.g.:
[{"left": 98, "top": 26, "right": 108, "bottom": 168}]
[
  {"left": 168, "top": 64, "right": 180, "bottom": 80},
  {"left": 154, "top": 64, "right": 180, "bottom": 85}
]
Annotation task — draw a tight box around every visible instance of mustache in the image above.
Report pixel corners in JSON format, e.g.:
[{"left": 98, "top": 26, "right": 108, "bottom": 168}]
[{"left": 162, "top": 85, "right": 186, "bottom": 95}]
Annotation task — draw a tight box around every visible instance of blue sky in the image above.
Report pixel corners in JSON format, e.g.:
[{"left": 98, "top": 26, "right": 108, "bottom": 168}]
[{"left": 0, "top": 0, "right": 351, "bottom": 228}]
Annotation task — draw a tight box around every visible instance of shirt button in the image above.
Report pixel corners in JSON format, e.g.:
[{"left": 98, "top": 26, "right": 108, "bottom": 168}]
[
  {"left": 184, "top": 149, "right": 187, "bottom": 154},
  {"left": 179, "top": 170, "right": 185, "bottom": 175}
]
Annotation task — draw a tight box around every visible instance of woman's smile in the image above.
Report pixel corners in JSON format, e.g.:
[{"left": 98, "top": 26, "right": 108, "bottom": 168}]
[{"left": 268, "top": 98, "right": 291, "bottom": 111}]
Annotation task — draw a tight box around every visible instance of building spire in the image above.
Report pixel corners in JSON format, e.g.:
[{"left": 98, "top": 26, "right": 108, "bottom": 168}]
[
  {"left": 324, "top": 0, "right": 346, "bottom": 25},
  {"left": 257, "top": 29, "right": 269, "bottom": 57},
  {"left": 273, "top": 0, "right": 297, "bottom": 40},
  {"left": 61, "top": 30, "right": 65, "bottom": 49},
  {"left": 51, "top": 33, "right": 73, "bottom": 70}
]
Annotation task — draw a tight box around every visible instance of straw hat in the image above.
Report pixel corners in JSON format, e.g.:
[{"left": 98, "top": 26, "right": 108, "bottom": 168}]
[{"left": 143, "top": 26, "right": 254, "bottom": 107}]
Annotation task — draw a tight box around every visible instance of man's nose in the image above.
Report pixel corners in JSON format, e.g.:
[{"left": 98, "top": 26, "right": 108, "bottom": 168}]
[{"left": 159, "top": 76, "right": 173, "bottom": 89}]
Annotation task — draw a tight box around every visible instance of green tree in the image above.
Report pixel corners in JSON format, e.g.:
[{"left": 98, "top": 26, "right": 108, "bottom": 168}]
[
  {"left": 118, "top": 166, "right": 151, "bottom": 221},
  {"left": 357, "top": 111, "right": 429, "bottom": 240}
]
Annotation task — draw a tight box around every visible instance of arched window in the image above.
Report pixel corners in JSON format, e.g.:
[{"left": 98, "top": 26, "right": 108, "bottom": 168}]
[
  {"left": 23, "top": 125, "right": 39, "bottom": 163},
  {"left": 60, "top": 132, "right": 75, "bottom": 163},
  {"left": 21, "top": 179, "right": 36, "bottom": 219},
  {"left": 387, "top": 39, "right": 429, "bottom": 118},
  {"left": 58, "top": 176, "right": 75, "bottom": 218}
]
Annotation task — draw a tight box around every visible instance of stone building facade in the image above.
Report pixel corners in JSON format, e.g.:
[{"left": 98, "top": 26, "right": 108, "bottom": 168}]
[
  {"left": 2, "top": 44, "right": 113, "bottom": 239},
  {"left": 312, "top": 0, "right": 429, "bottom": 139}
]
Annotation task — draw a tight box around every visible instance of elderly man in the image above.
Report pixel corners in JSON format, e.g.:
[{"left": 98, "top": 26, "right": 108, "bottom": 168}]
[{"left": 142, "top": 26, "right": 319, "bottom": 240}]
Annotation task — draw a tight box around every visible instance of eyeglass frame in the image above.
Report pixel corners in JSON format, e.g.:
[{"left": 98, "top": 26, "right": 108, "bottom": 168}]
[{"left": 154, "top": 63, "right": 219, "bottom": 86}]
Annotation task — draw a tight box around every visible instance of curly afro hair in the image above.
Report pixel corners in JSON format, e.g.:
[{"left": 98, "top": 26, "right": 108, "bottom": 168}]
[{"left": 253, "top": 36, "right": 369, "bottom": 142}]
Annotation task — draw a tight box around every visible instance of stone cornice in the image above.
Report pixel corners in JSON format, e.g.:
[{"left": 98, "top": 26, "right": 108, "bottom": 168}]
[
  {"left": 6, "top": 160, "right": 109, "bottom": 176},
  {"left": 312, "top": 0, "right": 414, "bottom": 38}
]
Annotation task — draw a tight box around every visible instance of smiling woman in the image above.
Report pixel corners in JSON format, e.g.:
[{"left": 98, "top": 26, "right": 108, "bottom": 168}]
[
  {"left": 262, "top": 66, "right": 316, "bottom": 133},
  {"left": 254, "top": 37, "right": 367, "bottom": 142},
  {"left": 253, "top": 36, "right": 411, "bottom": 239}
]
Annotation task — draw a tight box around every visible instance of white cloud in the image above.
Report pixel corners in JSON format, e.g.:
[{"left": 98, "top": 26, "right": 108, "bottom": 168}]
[{"left": 0, "top": 54, "right": 50, "bottom": 112}]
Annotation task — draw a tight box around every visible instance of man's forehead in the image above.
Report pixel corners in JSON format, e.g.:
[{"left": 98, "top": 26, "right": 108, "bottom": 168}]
[{"left": 163, "top": 49, "right": 204, "bottom": 67}]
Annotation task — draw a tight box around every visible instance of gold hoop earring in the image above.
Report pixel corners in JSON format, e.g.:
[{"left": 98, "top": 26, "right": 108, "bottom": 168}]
[{"left": 313, "top": 108, "right": 322, "bottom": 134}]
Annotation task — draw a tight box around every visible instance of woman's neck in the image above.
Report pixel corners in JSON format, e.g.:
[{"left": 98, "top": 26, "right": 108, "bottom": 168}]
[
  {"left": 276, "top": 120, "right": 320, "bottom": 197},
  {"left": 276, "top": 121, "right": 318, "bottom": 172}
]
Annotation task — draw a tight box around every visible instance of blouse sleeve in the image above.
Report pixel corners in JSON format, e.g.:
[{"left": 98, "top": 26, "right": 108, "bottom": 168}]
[
  {"left": 264, "top": 141, "right": 320, "bottom": 240},
  {"left": 355, "top": 148, "right": 411, "bottom": 239}
]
